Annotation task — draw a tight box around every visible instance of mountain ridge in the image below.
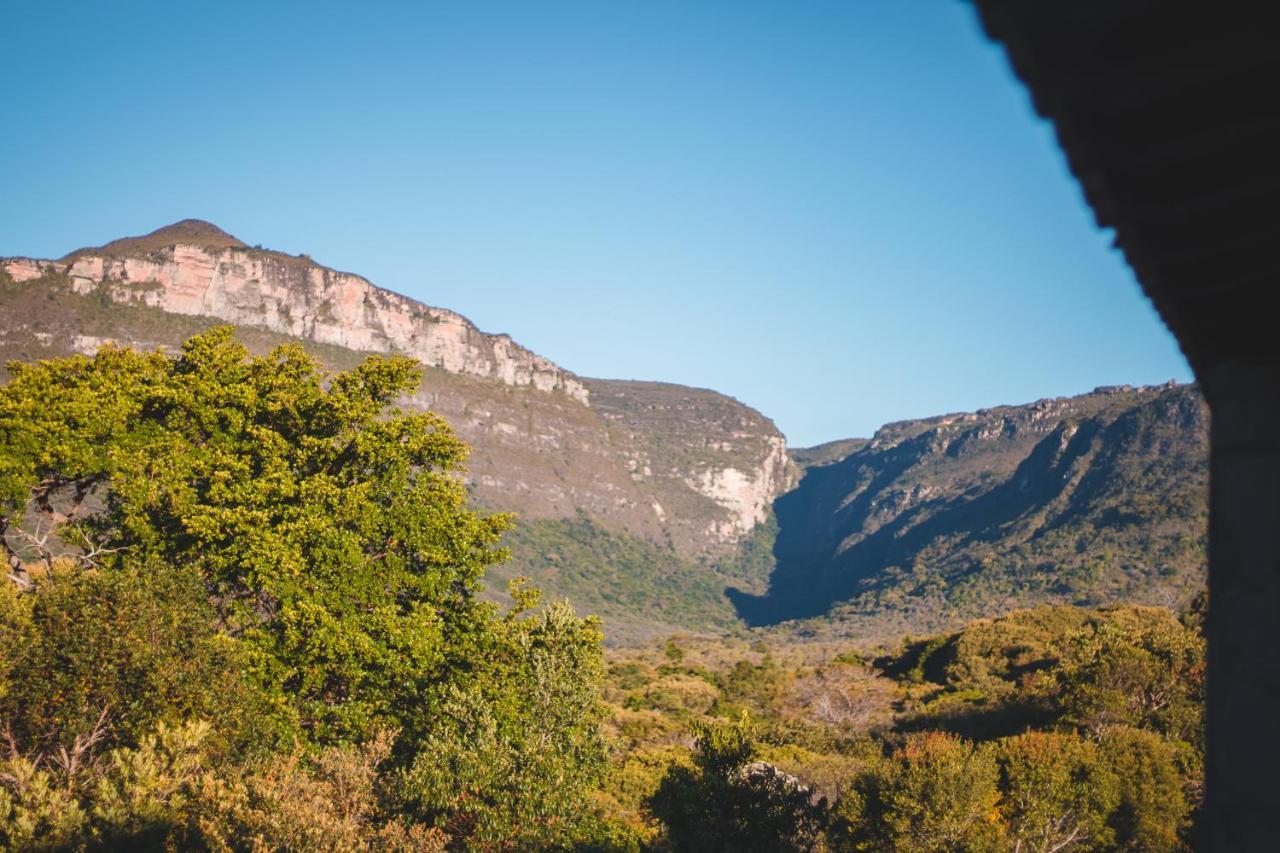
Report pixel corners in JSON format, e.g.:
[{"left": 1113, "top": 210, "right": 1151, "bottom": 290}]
[
  {"left": 3, "top": 222, "right": 590, "bottom": 403},
  {"left": 61, "top": 219, "right": 248, "bottom": 260},
  {"left": 740, "top": 381, "right": 1207, "bottom": 641},
  {"left": 0, "top": 222, "right": 1207, "bottom": 644}
]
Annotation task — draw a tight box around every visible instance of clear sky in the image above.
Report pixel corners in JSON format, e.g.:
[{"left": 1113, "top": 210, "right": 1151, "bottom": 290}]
[{"left": 0, "top": 1, "right": 1190, "bottom": 447}]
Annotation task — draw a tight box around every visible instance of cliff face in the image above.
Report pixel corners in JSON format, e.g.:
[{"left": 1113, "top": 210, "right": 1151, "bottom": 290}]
[
  {"left": 0, "top": 223, "right": 795, "bottom": 618},
  {"left": 4, "top": 232, "right": 586, "bottom": 402},
  {"left": 586, "top": 380, "right": 795, "bottom": 546}
]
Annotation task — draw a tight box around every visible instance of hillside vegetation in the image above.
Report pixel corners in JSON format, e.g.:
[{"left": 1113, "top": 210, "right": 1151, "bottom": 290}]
[
  {"left": 2, "top": 232, "right": 1209, "bottom": 646},
  {"left": 0, "top": 332, "right": 1206, "bottom": 850},
  {"left": 600, "top": 600, "right": 1205, "bottom": 850},
  {"left": 739, "top": 384, "right": 1208, "bottom": 642}
]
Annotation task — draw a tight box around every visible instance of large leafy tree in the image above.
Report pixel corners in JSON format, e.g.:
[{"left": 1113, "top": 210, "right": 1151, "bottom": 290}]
[
  {"left": 649, "top": 715, "right": 828, "bottom": 853},
  {"left": 1, "top": 329, "right": 620, "bottom": 848},
  {"left": 996, "top": 731, "right": 1119, "bottom": 853},
  {"left": 831, "top": 731, "right": 1004, "bottom": 853},
  {"left": 0, "top": 327, "right": 511, "bottom": 743}
]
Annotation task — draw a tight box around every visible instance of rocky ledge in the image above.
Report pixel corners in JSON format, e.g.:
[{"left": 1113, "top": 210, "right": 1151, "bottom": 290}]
[{"left": 2, "top": 221, "right": 588, "bottom": 403}]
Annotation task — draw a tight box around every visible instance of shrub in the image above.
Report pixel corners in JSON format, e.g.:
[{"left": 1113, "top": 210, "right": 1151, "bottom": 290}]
[
  {"left": 191, "top": 730, "right": 447, "bottom": 852},
  {"left": 1054, "top": 608, "right": 1204, "bottom": 748},
  {"left": 650, "top": 716, "right": 827, "bottom": 852},
  {"left": 996, "top": 731, "right": 1119, "bottom": 853},
  {"left": 1099, "top": 726, "right": 1191, "bottom": 851},
  {"left": 831, "top": 731, "right": 1003, "bottom": 852},
  {"left": 0, "top": 562, "right": 279, "bottom": 767},
  {"left": 399, "top": 599, "right": 612, "bottom": 849}
]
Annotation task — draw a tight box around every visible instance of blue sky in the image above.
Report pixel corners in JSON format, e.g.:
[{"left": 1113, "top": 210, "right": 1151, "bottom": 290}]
[{"left": 0, "top": 1, "right": 1189, "bottom": 446}]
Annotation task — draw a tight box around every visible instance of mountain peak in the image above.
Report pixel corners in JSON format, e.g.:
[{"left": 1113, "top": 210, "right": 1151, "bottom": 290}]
[{"left": 62, "top": 219, "right": 246, "bottom": 260}]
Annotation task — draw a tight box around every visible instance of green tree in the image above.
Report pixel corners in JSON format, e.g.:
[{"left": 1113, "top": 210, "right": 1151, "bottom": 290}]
[
  {"left": 400, "top": 591, "right": 612, "bottom": 850},
  {"left": 0, "top": 328, "right": 510, "bottom": 744},
  {"left": 1054, "top": 609, "right": 1204, "bottom": 749},
  {"left": 0, "top": 329, "right": 617, "bottom": 848},
  {"left": 649, "top": 715, "right": 827, "bottom": 852},
  {"left": 0, "top": 561, "right": 276, "bottom": 765},
  {"left": 996, "top": 731, "right": 1119, "bottom": 853},
  {"left": 1099, "top": 726, "right": 1191, "bottom": 852},
  {"left": 830, "top": 731, "right": 1003, "bottom": 852}
]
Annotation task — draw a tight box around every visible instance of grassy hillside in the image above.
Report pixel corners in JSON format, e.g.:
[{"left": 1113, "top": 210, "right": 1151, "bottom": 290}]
[
  {"left": 488, "top": 511, "right": 784, "bottom": 645},
  {"left": 494, "top": 513, "right": 741, "bottom": 643}
]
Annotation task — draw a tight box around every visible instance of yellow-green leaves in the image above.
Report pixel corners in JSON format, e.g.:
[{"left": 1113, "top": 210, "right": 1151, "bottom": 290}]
[{"left": 0, "top": 328, "right": 510, "bottom": 743}]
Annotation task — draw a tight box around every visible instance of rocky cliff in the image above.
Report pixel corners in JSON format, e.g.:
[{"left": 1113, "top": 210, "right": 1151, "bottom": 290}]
[
  {"left": 0, "top": 221, "right": 1209, "bottom": 644},
  {"left": 4, "top": 220, "right": 587, "bottom": 401}
]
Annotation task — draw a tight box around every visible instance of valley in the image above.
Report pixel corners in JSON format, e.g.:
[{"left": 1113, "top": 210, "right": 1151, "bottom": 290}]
[{"left": 0, "top": 221, "right": 1208, "bottom": 644}]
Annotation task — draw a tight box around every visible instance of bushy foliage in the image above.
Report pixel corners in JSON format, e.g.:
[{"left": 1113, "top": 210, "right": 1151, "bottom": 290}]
[
  {"left": 1054, "top": 609, "right": 1204, "bottom": 749},
  {"left": 606, "top": 603, "right": 1204, "bottom": 851},
  {"left": 1, "top": 720, "right": 445, "bottom": 851},
  {"left": 649, "top": 715, "right": 827, "bottom": 852},
  {"left": 831, "top": 731, "right": 1003, "bottom": 852},
  {"left": 995, "top": 731, "right": 1119, "bottom": 852},
  {"left": 0, "top": 331, "right": 615, "bottom": 850},
  {"left": 400, "top": 592, "right": 612, "bottom": 849},
  {"left": 0, "top": 561, "right": 276, "bottom": 762},
  {"left": 192, "top": 729, "right": 446, "bottom": 852},
  {"left": 1097, "top": 726, "right": 1190, "bottom": 852}
]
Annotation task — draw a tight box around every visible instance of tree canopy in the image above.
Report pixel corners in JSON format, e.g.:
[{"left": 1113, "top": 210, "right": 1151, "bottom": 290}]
[
  {"left": 0, "top": 327, "right": 511, "bottom": 743},
  {"left": 0, "top": 330, "right": 1207, "bottom": 851},
  {"left": 0, "top": 329, "right": 613, "bottom": 849}
]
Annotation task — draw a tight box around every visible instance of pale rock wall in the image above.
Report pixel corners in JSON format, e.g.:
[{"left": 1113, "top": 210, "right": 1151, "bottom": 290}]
[
  {"left": 685, "top": 434, "right": 792, "bottom": 539},
  {"left": 2, "top": 247, "right": 588, "bottom": 404}
]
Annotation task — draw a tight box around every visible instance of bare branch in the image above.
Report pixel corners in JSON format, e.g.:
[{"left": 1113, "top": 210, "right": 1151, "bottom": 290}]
[{"left": 49, "top": 705, "right": 112, "bottom": 782}]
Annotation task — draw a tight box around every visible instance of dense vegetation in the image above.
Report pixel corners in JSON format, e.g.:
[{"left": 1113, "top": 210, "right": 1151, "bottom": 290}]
[
  {"left": 496, "top": 513, "right": 741, "bottom": 640},
  {"left": 0, "top": 331, "right": 1206, "bottom": 850},
  {"left": 0, "top": 331, "right": 612, "bottom": 850},
  {"left": 497, "top": 512, "right": 780, "bottom": 644},
  {"left": 601, "top": 602, "right": 1204, "bottom": 851}
]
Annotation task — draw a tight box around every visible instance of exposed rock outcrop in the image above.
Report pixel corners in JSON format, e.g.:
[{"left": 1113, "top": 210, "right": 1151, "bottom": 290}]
[
  {"left": 4, "top": 221, "right": 587, "bottom": 402},
  {"left": 586, "top": 379, "right": 797, "bottom": 547}
]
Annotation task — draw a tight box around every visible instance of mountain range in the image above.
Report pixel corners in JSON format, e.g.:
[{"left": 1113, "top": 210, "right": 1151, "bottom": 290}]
[{"left": 0, "top": 221, "right": 1207, "bottom": 643}]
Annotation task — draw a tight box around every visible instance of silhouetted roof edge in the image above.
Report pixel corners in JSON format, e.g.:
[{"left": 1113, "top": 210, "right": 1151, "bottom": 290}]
[{"left": 971, "top": 1, "right": 1280, "bottom": 373}]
